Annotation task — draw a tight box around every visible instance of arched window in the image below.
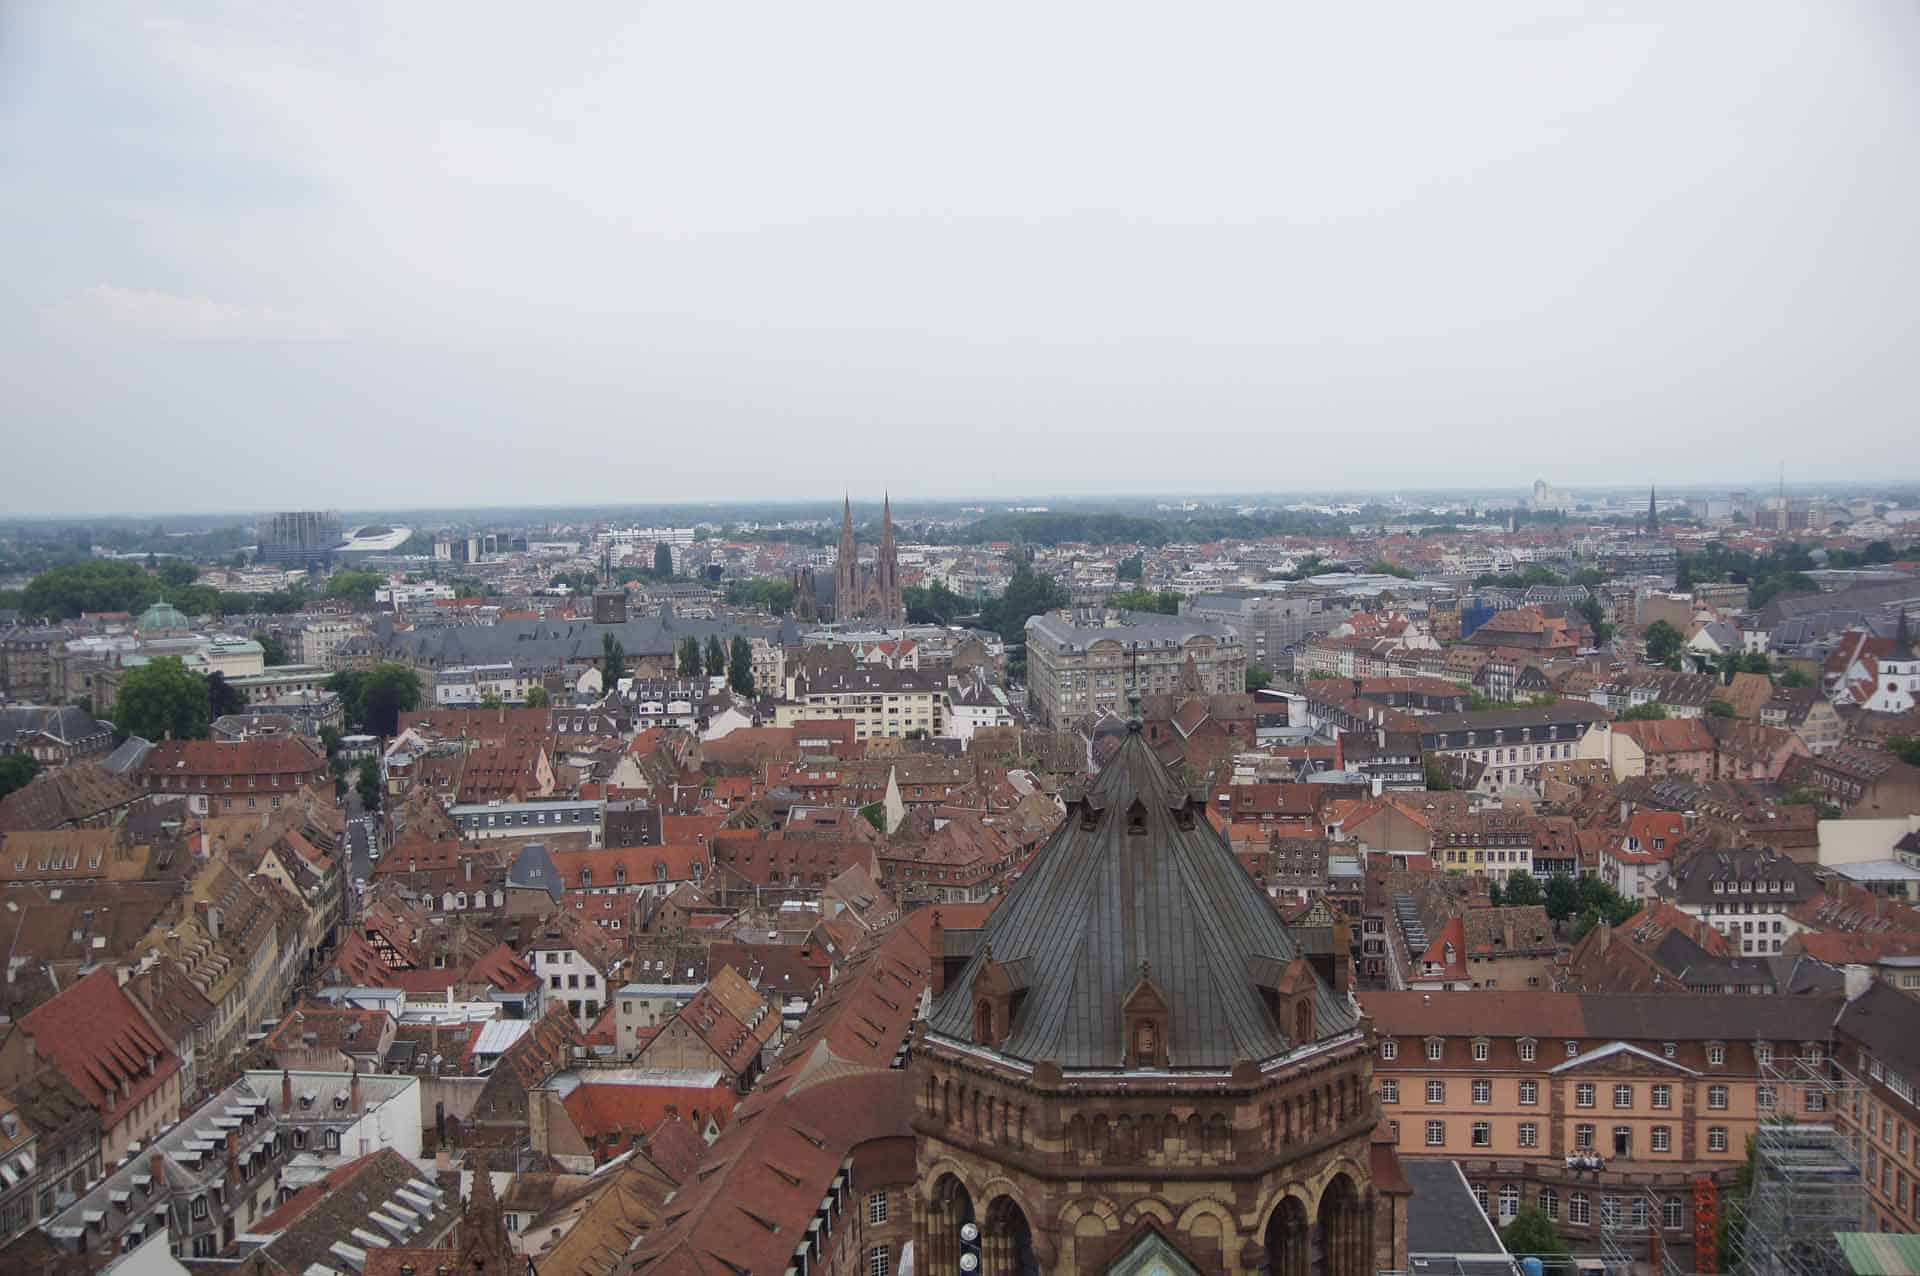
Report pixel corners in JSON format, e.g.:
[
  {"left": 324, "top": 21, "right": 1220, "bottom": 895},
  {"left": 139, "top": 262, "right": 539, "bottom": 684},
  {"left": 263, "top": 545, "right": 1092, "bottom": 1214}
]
[
  {"left": 1136, "top": 1019, "right": 1157, "bottom": 1063},
  {"left": 975, "top": 1000, "right": 994, "bottom": 1046}
]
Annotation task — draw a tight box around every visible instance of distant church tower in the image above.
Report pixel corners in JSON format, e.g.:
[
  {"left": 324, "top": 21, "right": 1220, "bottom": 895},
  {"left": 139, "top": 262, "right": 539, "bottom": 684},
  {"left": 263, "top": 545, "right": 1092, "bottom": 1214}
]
[
  {"left": 833, "top": 494, "right": 906, "bottom": 625},
  {"left": 1645, "top": 486, "right": 1660, "bottom": 535}
]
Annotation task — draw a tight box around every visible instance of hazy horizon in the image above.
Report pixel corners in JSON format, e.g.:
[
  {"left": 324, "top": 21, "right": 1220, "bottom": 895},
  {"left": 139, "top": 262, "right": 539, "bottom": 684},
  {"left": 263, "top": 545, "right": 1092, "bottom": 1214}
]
[{"left": 5, "top": 0, "right": 1919, "bottom": 516}]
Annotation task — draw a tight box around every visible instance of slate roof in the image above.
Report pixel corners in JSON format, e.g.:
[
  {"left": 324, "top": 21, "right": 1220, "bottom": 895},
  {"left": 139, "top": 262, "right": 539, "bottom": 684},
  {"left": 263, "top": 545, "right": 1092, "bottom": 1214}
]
[
  {"left": 507, "top": 841, "right": 565, "bottom": 903},
  {"left": 378, "top": 610, "right": 796, "bottom": 667},
  {"left": 0, "top": 761, "right": 144, "bottom": 832},
  {"left": 925, "top": 721, "right": 1356, "bottom": 1068}
]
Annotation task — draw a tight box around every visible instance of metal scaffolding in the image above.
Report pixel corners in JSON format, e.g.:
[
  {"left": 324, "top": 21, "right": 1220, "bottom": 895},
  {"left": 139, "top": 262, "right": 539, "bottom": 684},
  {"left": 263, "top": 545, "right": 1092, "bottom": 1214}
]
[{"left": 1725, "top": 1055, "right": 1868, "bottom": 1276}]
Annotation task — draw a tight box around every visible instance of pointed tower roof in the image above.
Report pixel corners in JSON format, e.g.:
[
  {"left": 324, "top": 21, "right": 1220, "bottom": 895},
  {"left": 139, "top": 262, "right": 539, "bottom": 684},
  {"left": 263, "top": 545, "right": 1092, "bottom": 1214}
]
[{"left": 925, "top": 725, "right": 1356, "bottom": 1068}]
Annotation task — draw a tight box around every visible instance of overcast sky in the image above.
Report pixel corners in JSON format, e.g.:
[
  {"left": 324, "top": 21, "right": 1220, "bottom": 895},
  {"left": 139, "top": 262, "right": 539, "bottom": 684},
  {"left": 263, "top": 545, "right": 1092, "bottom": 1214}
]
[{"left": 3, "top": 1, "right": 1918, "bottom": 516}]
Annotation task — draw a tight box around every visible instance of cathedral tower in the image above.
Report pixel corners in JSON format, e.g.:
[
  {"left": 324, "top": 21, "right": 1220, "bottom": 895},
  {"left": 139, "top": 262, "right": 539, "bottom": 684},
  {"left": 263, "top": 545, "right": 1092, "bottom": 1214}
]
[{"left": 911, "top": 720, "right": 1407, "bottom": 1275}]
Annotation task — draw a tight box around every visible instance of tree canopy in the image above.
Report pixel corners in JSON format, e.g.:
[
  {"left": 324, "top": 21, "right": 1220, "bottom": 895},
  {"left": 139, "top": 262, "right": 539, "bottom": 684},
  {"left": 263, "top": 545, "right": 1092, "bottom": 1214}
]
[
  {"left": 1115, "top": 553, "right": 1144, "bottom": 582},
  {"left": 977, "top": 562, "right": 1069, "bottom": 648},
  {"left": 704, "top": 635, "right": 727, "bottom": 680},
  {"left": 327, "top": 663, "right": 421, "bottom": 736},
  {"left": 325, "top": 570, "right": 384, "bottom": 604},
  {"left": 1500, "top": 1206, "right": 1569, "bottom": 1261},
  {"left": 0, "top": 755, "right": 39, "bottom": 800},
  {"left": 116, "top": 657, "right": 212, "bottom": 742},
  {"left": 1109, "top": 587, "right": 1181, "bottom": 615},
  {"left": 903, "top": 580, "right": 969, "bottom": 625},
  {"left": 726, "top": 578, "right": 797, "bottom": 615},
  {"left": 602, "top": 633, "right": 626, "bottom": 687},
  {"left": 20, "top": 560, "right": 164, "bottom": 619},
  {"left": 1642, "top": 620, "right": 1685, "bottom": 664},
  {"left": 1617, "top": 702, "right": 1669, "bottom": 721},
  {"left": 728, "top": 635, "right": 756, "bottom": 696},
  {"left": 206, "top": 672, "right": 247, "bottom": 719}
]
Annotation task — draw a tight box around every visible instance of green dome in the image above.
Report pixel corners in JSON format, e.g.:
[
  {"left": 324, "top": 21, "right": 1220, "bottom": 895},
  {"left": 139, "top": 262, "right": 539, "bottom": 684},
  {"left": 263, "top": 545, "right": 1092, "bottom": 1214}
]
[{"left": 137, "top": 601, "right": 192, "bottom": 632}]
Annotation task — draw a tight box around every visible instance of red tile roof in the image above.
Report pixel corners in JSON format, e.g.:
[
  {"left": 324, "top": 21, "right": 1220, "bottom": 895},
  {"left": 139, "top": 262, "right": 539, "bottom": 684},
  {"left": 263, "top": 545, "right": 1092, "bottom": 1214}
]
[{"left": 20, "top": 968, "right": 180, "bottom": 1130}]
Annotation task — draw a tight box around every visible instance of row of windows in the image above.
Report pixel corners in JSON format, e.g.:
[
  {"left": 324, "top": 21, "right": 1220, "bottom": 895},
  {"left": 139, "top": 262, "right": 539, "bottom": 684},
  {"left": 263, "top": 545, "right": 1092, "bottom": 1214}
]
[
  {"left": 1420, "top": 1120, "right": 1731, "bottom": 1154},
  {"left": 1476, "top": 1185, "right": 1691, "bottom": 1230},
  {"left": 1380, "top": 1037, "right": 1811, "bottom": 1067}
]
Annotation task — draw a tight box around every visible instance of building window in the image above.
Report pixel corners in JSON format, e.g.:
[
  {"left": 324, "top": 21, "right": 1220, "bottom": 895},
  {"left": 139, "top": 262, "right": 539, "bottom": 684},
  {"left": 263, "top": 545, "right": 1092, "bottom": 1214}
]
[
  {"left": 1473, "top": 1122, "right": 1491, "bottom": 1148},
  {"left": 1519, "top": 1081, "right": 1538, "bottom": 1106},
  {"left": 1709, "top": 1127, "right": 1729, "bottom": 1153},
  {"left": 1519, "top": 1122, "right": 1538, "bottom": 1148},
  {"left": 1473, "top": 1040, "right": 1490, "bottom": 1062},
  {"left": 1652, "top": 1084, "right": 1671, "bottom": 1110},
  {"left": 1757, "top": 1044, "right": 1773, "bottom": 1066},
  {"left": 1757, "top": 1085, "right": 1775, "bottom": 1113},
  {"left": 1427, "top": 1039, "right": 1444, "bottom": 1062},
  {"left": 1426, "top": 1121, "right": 1446, "bottom": 1147},
  {"left": 1566, "top": 1040, "right": 1580, "bottom": 1057},
  {"left": 1381, "top": 1080, "right": 1400, "bottom": 1104},
  {"left": 1708, "top": 1045, "right": 1726, "bottom": 1066},
  {"left": 1576, "top": 1124, "right": 1595, "bottom": 1151},
  {"left": 1519, "top": 1039, "right": 1537, "bottom": 1063},
  {"left": 1614, "top": 1126, "right": 1633, "bottom": 1158},
  {"left": 1614, "top": 1084, "right": 1633, "bottom": 1109},
  {"left": 1499, "top": 1184, "right": 1521, "bottom": 1220},
  {"left": 1540, "top": 1188, "right": 1559, "bottom": 1220},
  {"left": 1569, "top": 1193, "right": 1590, "bottom": 1225},
  {"left": 1576, "top": 1083, "right": 1596, "bottom": 1109},
  {"left": 868, "top": 1191, "right": 888, "bottom": 1225},
  {"left": 1708, "top": 1085, "right": 1729, "bottom": 1110},
  {"left": 1652, "top": 1126, "right": 1671, "bottom": 1153},
  {"left": 869, "top": 1246, "right": 891, "bottom": 1276},
  {"left": 1600, "top": 1196, "right": 1619, "bottom": 1228},
  {"left": 1663, "top": 1041, "right": 1677, "bottom": 1058},
  {"left": 1665, "top": 1197, "right": 1685, "bottom": 1230},
  {"left": 1427, "top": 1080, "right": 1446, "bottom": 1105}
]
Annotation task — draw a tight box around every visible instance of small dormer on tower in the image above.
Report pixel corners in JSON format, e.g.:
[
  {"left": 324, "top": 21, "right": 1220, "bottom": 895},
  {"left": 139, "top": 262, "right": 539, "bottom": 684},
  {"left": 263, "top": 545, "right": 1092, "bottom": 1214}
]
[
  {"left": 1274, "top": 956, "right": 1320, "bottom": 1046},
  {"left": 969, "top": 947, "right": 1024, "bottom": 1050},
  {"left": 1122, "top": 961, "right": 1170, "bottom": 1068}
]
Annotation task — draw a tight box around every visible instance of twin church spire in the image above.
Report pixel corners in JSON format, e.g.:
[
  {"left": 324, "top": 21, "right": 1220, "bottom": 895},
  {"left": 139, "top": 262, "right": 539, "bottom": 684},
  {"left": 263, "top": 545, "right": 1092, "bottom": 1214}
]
[{"left": 834, "top": 493, "right": 905, "bottom": 625}]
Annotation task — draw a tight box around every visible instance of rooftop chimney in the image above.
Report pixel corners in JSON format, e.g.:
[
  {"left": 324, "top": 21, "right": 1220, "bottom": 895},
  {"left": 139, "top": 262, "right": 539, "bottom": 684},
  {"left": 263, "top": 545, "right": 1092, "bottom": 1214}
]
[
  {"left": 225, "top": 1130, "right": 239, "bottom": 1185},
  {"left": 150, "top": 1152, "right": 166, "bottom": 1187},
  {"left": 281, "top": 1069, "right": 292, "bottom": 1113},
  {"left": 351, "top": 1066, "right": 362, "bottom": 1113}
]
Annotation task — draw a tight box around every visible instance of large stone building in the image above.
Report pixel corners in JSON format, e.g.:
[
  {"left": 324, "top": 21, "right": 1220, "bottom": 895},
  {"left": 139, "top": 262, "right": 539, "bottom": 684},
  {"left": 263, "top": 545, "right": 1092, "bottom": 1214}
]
[
  {"left": 1025, "top": 610, "right": 1247, "bottom": 729},
  {"left": 912, "top": 719, "right": 1407, "bottom": 1275},
  {"left": 1364, "top": 990, "right": 1842, "bottom": 1260},
  {"left": 836, "top": 495, "right": 906, "bottom": 625}
]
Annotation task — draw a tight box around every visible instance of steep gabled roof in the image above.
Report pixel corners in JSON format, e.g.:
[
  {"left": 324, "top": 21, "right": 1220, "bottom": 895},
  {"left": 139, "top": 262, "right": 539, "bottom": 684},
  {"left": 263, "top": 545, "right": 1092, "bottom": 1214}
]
[{"left": 925, "top": 723, "right": 1356, "bottom": 1068}]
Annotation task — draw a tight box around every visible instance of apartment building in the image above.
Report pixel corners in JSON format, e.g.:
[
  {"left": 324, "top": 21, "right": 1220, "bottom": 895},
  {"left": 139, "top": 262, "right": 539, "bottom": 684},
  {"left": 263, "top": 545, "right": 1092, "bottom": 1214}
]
[
  {"left": 775, "top": 667, "right": 949, "bottom": 741},
  {"left": 1835, "top": 981, "right": 1920, "bottom": 1232},
  {"left": 1024, "top": 608, "right": 1245, "bottom": 728},
  {"left": 1662, "top": 843, "right": 1822, "bottom": 957},
  {"left": 1366, "top": 991, "right": 1841, "bottom": 1250},
  {"left": 1415, "top": 703, "right": 1609, "bottom": 796}
]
